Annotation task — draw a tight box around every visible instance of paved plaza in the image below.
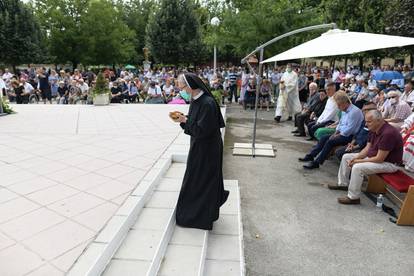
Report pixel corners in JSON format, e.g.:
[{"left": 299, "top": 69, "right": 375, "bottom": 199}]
[{"left": 0, "top": 104, "right": 189, "bottom": 275}]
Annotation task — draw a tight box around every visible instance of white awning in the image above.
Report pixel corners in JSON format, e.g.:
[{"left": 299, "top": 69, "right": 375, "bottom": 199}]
[{"left": 261, "top": 29, "right": 414, "bottom": 63}]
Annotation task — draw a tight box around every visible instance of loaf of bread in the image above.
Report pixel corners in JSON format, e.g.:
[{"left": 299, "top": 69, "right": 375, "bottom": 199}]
[{"left": 169, "top": 111, "right": 184, "bottom": 120}]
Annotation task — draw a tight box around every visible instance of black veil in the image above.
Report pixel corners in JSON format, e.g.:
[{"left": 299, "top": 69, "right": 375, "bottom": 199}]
[{"left": 183, "top": 73, "right": 225, "bottom": 128}]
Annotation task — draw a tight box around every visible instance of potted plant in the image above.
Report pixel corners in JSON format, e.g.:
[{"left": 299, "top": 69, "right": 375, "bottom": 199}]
[
  {"left": 93, "top": 72, "right": 110, "bottom": 106},
  {"left": 211, "top": 89, "right": 224, "bottom": 106},
  {"left": 0, "top": 97, "right": 13, "bottom": 115}
]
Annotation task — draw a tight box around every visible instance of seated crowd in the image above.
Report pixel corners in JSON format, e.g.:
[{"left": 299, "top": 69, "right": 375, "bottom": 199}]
[{"left": 290, "top": 68, "right": 414, "bottom": 205}]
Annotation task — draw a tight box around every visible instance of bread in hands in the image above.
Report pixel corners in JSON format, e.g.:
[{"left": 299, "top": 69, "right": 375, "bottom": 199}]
[{"left": 169, "top": 111, "right": 184, "bottom": 121}]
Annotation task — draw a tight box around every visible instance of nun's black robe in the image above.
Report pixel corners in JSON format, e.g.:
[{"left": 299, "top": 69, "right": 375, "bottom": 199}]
[{"left": 177, "top": 93, "right": 229, "bottom": 230}]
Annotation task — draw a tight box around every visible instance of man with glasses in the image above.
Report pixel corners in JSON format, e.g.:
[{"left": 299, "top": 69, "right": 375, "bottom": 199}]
[{"left": 382, "top": 90, "right": 412, "bottom": 129}]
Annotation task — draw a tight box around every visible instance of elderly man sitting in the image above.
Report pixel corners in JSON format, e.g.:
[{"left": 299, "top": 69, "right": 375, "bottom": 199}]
[
  {"left": 335, "top": 102, "right": 378, "bottom": 160},
  {"left": 299, "top": 91, "right": 364, "bottom": 169},
  {"left": 292, "top": 82, "right": 327, "bottom": 137},
  {"left": 382, "top": 90, "right": 412, "bottom": 129},
  {"left": 329, "top": 110, "right": 403, "bottom": 204}
]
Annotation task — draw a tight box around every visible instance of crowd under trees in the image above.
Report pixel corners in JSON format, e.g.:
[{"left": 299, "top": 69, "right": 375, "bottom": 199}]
[{"left": 1, "top": 0, "right": 414, "bottom": 71}]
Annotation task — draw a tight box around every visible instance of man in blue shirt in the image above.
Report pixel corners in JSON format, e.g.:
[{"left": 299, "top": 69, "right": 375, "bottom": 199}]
[
  {"left": 335, "top": 102, "right": 378, "bottom": 160},
  {"left": 299, "top": 91, "right": 364, "bottom": 169}
]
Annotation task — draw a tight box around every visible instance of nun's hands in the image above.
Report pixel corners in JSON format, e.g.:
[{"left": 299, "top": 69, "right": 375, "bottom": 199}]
[
  {"left": 169, "top": 111, "right": 186, "bottom": 123},
  {"left": 177, "top": 113, "right": 187, "bottom": 123}
]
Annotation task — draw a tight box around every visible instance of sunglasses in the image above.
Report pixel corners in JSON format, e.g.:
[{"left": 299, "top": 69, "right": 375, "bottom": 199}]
[{"left": 388, "top": 96, "right": 397, "bottom": 99}]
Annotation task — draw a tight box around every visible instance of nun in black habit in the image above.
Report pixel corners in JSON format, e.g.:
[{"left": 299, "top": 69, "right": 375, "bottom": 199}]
[{"left": 173, "top": 73, "right": 229, "bottom": 230}]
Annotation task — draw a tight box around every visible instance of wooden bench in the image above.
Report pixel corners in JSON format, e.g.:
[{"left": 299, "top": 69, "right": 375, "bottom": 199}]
[{"left": 367, "top": 170, "right": 414, "bottom": 226}]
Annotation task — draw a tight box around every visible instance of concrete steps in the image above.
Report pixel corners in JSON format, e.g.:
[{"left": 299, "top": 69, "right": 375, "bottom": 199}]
[
  {"left": 67, "top": 154, "right": 244, "bottom": 276},
  {"left": 102, "top": 163, "right": 184, "bottom": 276},
  {"left": 156, "top": 180, "right": 244, "bottom": 276}
]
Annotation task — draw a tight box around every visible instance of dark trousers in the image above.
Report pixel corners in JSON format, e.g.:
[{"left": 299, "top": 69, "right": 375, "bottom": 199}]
[
  {"left": 295, "top": 112, "right": 310, "bottom": 135},
  {"left": 306, "top": 120, "right": 334, "bottom": 138},
  {"left": 306, "top": 134, "right": 353, "bottom": 165},
  {"left": 228, "top": 84, "right": 238, "bottom": 103}
]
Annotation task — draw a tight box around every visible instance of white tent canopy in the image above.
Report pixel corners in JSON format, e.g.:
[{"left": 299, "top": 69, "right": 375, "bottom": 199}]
[{"left": 261, "top": 29, "right": 414, "bottom": 63}]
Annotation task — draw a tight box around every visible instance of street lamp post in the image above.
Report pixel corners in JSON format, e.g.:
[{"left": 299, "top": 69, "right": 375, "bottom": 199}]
[{"left": 210, "top": 17, "right": 220, "bottom": 76}]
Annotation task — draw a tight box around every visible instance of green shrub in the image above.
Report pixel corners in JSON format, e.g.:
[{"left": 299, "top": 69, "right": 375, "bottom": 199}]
[
  {"left": 211, "top": 90, "right": 223, "bottom": 106},
  {"left": 93, "top": 72, "right": 110, "bottom": 96},
  {"left": 1, "top": 98, "right": 14, "bottom": 114}
]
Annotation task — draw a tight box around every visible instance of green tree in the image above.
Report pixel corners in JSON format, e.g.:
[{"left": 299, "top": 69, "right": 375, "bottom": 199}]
[
  {"left": 385, "top": 0, "right": 414, "bottom": 66},
  {"left": 146, "top": 0, "right": 204, "bottom": 65},
  {"left": 320, "top": 0, "right": 388, "bottom": 67},
  {"left": 33, "top": 0, "right": 89, "bottom": 69},
  {"left": 119, "top": 0, "right": 156, "bottom": 64},
  {"left": 81, "top": 0, "right": 136, "bottom": 66},
  {"left": 0, "top": 0, "right": 42, "bottom": 72},
  {"left": 212, "top": 0, "right": 323, "bottom": 63}
]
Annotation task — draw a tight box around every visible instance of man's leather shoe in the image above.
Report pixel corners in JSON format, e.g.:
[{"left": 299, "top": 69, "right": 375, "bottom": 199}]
[
  {"left": 306, "top": 137, "right": 314, "bottom": 141},
  {"left": 338, "top": 196, "right": 360, "bottom": 205},
  {"left": 328, "top": 184, "right": 348, "bottom": 191},
  {"left": 303, "top": 162, "right": 319, "bottom": 169},
  {"left": 294, "top": 133, "right": 306, "bottom": 137},
  {"left": 298, "top": 156, "right": 313, "bottom": 162},
  {"left": 291, "top": 129, "right": 299, "bottom": 133},
  {"left": 287, "top": 116, "right": 292, "bottom": 121}
]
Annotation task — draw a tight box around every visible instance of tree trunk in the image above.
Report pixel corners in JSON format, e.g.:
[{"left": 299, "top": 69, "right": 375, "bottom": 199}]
[
  {"left": 359, "top": 56, "right": 364, "bottom": 70},
  {"left": 344, "top": 57, "right": 348, "bottom": 69},
  {"left": 12, "top": 64, "right": 16, "bottom": 74},
  {"left": 411, "top": 53, "right": 414, "bottom": 68}
]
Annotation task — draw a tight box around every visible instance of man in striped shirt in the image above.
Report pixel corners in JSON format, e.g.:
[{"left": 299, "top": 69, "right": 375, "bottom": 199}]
[{"left": 228, "top": 67, "right": 238, "bottom": 103}]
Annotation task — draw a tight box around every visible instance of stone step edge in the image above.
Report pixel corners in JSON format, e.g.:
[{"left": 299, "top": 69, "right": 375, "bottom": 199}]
[
  {"left": 198, "top": 230, "right": 209, "bottom": 276},
  {"left": 236, "top": 181, "right": 246, "bottom": 276},
  {"left": 147, "top": 208, "right": 177, "bottom": 276},
  {"left": 67, "top": 154, "right": 185, "bottom": 276},
  {"left": 204, "top": 180, "right": 245, "bottom": 276}
]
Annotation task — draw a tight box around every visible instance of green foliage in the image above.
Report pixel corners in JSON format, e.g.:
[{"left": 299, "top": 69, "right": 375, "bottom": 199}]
[
  {"left": 33, "top": 0, "right": 89, "bottom": 68},
  {"left": 211, "top": 90, "right": 223, "bottom": 106},
  {"left": 3, "top": 0, "right": 414, "bottom": 67},
  {"left": 209, "top": 0, "right": 324, "bottom": 62},
  {"left": 320, "top": 0, "right": 389, "bottom": 63},
  {"left": 81, "top": 0, "right": 136, "bottom": 65},
  {"left": 0, "top": 0, "right": 43, "bottom": 70},
  {"left": 93, "top": 72, "right": 110, "bottom": 95},
  {"left": 1, "top": 98, "right": 14, "bottom": 114},
  {"left": 146, "top": 0, "right": 204, "bottom": 65},
  {"left": 385, "top": 0, "right": 414, "bottom": 63},
  {"left": 33, "top": 0, "right": 136, "bottom": 68},
  {"left": 119, "top": 0, "right": 156, "bottom": 64}
]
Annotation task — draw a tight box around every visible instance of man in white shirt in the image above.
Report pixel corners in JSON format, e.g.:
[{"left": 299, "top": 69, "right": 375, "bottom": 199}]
[
  {"left": 78, "top": 79, "right": 89, "bottom": 102},
  {"left": 306, "top": 82, "right": 338, "bottom": 140},
  {"left": 401, "top": 81, "right": 414, "bottom": 106},
  {"left": 2, "top": 68, "right": 13, "bottom": 82},
  {"left": 21, "top": 78, "right": 34, "bottom": 95},
  {"left": 145, "top": 81, "right": 163, "bottom": 104}
]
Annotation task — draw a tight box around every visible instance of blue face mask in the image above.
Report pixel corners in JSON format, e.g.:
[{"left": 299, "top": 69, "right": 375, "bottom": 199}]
[{"left": 369, "top": 92, "right": 376, "bottom": 98}]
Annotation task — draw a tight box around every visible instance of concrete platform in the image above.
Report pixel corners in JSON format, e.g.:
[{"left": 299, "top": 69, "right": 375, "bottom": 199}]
[{"left": 0, "top": 104, "right": 189, "bottom": 275}]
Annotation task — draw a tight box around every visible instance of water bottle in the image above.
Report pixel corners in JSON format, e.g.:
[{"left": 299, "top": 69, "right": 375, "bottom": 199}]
[{"left": 376, "top": 194, "right": 384, "bottom": 208}]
